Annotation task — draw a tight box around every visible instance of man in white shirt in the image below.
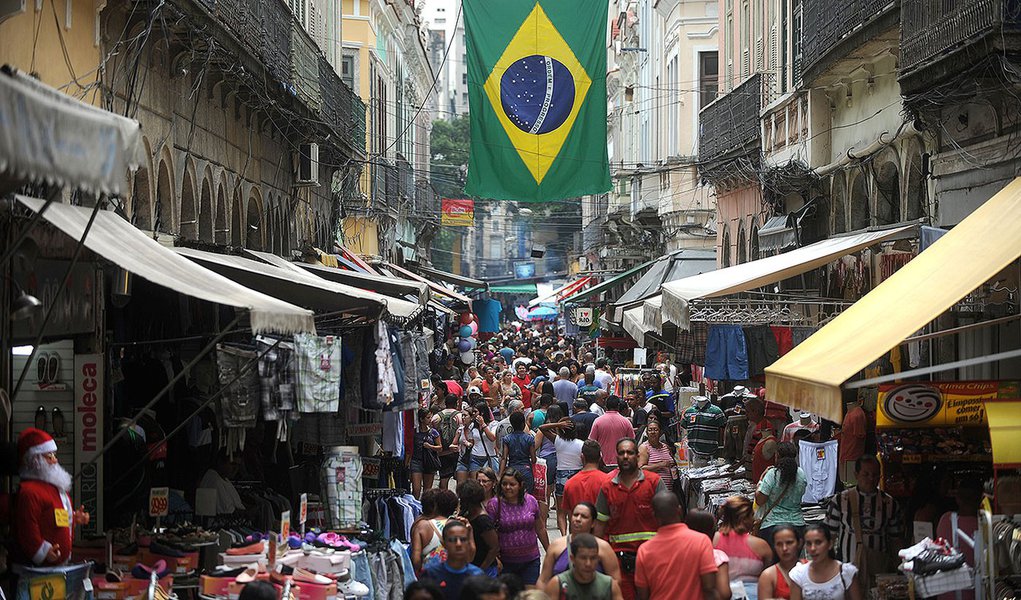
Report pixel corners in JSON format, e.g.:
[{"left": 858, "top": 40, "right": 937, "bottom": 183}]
[{"left": 593, "top": 357, "right": 614, "bottom": 391}]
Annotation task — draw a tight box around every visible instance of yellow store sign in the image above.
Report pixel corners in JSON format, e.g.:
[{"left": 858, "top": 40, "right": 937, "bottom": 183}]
[{"left": 877, "top": 381, "right": 1019, "bottom": 428}]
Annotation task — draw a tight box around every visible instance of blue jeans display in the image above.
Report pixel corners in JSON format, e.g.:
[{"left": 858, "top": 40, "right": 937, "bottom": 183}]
[{"left": 705, "top": 325, "right": 749, "bottom": 381}]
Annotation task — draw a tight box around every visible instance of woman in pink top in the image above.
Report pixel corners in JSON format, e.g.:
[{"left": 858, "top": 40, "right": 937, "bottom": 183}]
[
  {"left": 638, "top": 419, "right": 675, "bottom": 490},
  {"left": 714, "top": 496, "right": 772, "bottom": 600}
]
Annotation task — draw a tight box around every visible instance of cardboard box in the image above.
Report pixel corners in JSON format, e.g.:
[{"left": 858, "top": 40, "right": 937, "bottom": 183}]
[
  {"left": 91, "top": 578, "right": 129, "bottom": 600},
  {"left": 142, "top": 549, "right": 198, "bottom": 575},
  {"left": 123, "top": 575, "right": 173, "bottom": 600},
  {"left": 293, "top": 580, "right": 337, "bottom": 600},
  {"left": 199, "top": 574, "right": 235, "bottom": 597}
]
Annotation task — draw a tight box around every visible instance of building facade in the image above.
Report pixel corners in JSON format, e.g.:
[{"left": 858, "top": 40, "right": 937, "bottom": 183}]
[
  {"left": 340, "top": 0, "right": 438, "bottom": 263},
  {"left": 581, "top": 0, "right": 719, "bottom": 276}
]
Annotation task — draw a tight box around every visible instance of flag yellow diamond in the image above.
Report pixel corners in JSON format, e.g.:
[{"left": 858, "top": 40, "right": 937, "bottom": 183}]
[{"left": 483, "top": 4, "right": 592, "bottom": 184}]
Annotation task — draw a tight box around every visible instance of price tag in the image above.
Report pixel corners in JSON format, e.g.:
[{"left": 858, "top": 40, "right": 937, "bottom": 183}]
[
  {"left": 300, "top": 494, "right": 308, "bottom": 526},
  {"left": 149, "top": 487, "right": 169, "bottom": 517},
  {"left": 280, "top": 511, "right": 290, "bottom": 543}
]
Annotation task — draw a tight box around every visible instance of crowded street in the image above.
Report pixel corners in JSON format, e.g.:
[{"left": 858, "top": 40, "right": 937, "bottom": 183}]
[{"left": 2, "top": 0, "right": 1020, "bottom": 599}]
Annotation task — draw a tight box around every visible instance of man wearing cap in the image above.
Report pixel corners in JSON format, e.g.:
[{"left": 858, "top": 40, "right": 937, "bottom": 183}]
[{"left": 14, "top": 428, "right": 89, "bottom": 566}]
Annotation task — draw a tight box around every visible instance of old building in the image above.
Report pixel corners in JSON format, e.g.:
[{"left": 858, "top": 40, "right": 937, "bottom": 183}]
[{"left": 340, "top": 0, "right": 438, "bottom": 263}]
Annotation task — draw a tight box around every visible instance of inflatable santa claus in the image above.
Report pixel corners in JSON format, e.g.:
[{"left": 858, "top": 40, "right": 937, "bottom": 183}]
[{"left": 13, "top": 428, "right": 89, "bottom": 566}]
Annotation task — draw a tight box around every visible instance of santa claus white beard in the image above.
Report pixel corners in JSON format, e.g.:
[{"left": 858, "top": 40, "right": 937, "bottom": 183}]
[{"left": 20, "top": 456, "right": 73, "bottom": 492}]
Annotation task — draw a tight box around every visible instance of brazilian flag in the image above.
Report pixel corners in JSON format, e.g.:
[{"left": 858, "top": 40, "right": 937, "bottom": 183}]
[{"left": 463, "top": 0, "right": 611, "bottom": 202}]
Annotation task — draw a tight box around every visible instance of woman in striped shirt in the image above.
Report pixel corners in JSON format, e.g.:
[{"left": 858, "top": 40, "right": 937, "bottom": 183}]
[{"left": 638, "top": 419, "right": 675, "bottom": 490}]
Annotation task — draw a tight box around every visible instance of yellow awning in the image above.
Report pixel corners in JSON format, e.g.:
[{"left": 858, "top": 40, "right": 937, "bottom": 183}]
[
  {"left": 765, "top": 177, "right": 1021, "bottom": 423},
  {"left": 985, "top": 401, "right": 1021, "bottom": 467}
]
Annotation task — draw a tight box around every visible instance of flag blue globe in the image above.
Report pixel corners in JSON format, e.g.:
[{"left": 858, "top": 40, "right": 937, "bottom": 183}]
[{"left": 500, "top": 55, "right": 576, "bottom": 135}]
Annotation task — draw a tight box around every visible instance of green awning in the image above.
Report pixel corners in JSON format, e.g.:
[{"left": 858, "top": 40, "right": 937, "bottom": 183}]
[
  {"left": 569, "top": 259, "right": 659, "bottom": 303},
  {"left": 489, "top": 283, "right": 538, "bottom": 294}
]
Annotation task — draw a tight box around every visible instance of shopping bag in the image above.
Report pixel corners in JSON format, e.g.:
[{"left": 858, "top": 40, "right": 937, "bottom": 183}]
[{"left": 533, "top": 457, "right": 548, "bottom": 499}]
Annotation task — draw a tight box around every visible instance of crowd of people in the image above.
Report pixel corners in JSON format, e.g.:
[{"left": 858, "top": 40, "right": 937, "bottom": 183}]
[{"left": 397, "top": 323, "right": 948, "bottom": 600}]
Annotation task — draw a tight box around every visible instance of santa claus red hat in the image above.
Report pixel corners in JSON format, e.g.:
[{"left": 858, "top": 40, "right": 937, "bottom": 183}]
[{"left": 18, "top": 428, "right": 57, "bottom": 464}]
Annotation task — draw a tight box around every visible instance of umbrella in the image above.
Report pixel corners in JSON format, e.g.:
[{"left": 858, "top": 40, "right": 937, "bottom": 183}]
[{"left": 527, "top": 306, "right": 558, "bottom": 321}]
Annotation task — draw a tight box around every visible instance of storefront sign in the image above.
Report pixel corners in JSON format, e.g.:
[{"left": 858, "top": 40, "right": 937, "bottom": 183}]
[
  {"left": 362, "top": 457, "right": 381, "bottom": 479},
  {"left": 148, "top": 487, "right": 169, "bottom": 517},
  {"left": 877, "top": 381, "right": 1020, "bottom": 427},
  {"left": 348, "top": 423, "right": 382, "bottom": 437},
  {"left": 441, "top": 199, "right": 475, "bottom": 226},
  {"left": 74, "top": 354, "right": 103, "bottom": 536}
]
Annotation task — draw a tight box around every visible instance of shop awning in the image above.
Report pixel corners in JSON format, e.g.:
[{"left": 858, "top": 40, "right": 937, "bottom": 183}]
[
  {"left": 568, "top": 258, "right": 661, "bottom": 304},
  {"left": 661, "top": 226, "right": 914, "bottom": 329},
  {"left": 408, "top": 263, "right": 489, "bottom": 290},
  {"left": 1, "top": 69, "right": 142, "bottom": 196},
  {"left": 758, "top": 214, "right": 798, "bottom": 253},
  {"left": 614, "top": 249, "right": 718, "bottom": 307},
  {"left": 764, "top": 178, "right": 1021, "bottom": 423},
  {"left": 382, "top": 261, "right": 473, "bottom": 304},
  {"left": 16, "top": 196, "right": 315, "bottom": 334},
  {"left": 622, "top": 300, "right": 655, "bottom": 345},
  {"left": 528, "top": 277, "right": 592, "bottom": 307},
  {"left": 298, "top": 262, "right": 430, "bottom": 306},
  {"left": 175, "top": 248, "right": 421, "bottom": 319},
  {"left": 489, "top": 283, "right": 539, "bottom": 294},
  {"left": 985, "top": 401, "right": 1021, "bottom": 468},
  {"left": 244, "top": 249, "right": 430, "bottom": 306}
]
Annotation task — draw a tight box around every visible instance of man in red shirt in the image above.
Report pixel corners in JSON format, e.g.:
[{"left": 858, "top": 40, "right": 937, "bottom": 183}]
[
  {"left": 561, "top": 440, "right": 608, "bottom": 533},
  {"left": 594, "top": 439, "right": 665, "bottom": 600},
  {"left": 836, "top": 397, "right": 867, "bottom": 485},
  {"left": 635, "top": 493, "right": 718, "bottom": 600},
  {"left": 512, "top": 363, "right": 532, "bottom": 409},
  {"left": 588, "top": 396, "right": 637, "bottom": 471}
]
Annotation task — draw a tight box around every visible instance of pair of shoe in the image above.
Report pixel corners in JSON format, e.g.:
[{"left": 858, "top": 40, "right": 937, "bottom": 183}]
[
  {"left": 33, "top": 406, "right": 65, "bottom": 436},
  {"left": 131, "top": 560, "right": 170, "bottom": 580},
  {"left": 149, "top": 540, "right": 187, "bottom": 558},
  {"left": 315, "top": 532, "right": 359, "bottom": 551},
  {"left": 235, "top": 563, "right": 261, "bottom": 584},
  {"left": 226, "top": 541, "right": 265, "bottom": 556}
]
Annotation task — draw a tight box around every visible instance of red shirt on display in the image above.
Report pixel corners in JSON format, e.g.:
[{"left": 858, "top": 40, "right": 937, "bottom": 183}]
[{"left": 838, "top": 405, "right": 867, "bottom": 463}]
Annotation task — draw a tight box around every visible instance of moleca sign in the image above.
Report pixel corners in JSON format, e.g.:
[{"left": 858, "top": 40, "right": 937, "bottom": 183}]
[{"left": 877, "top": 381, "right": 1019, "bottom": 427}]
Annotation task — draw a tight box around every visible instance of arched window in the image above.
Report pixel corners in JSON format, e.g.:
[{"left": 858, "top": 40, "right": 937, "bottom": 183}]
[{"left": 849, "top": 172, "right": 870, "bottom": 231}]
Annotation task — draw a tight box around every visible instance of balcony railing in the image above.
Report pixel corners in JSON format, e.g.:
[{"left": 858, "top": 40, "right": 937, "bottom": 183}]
[
  {"left": 802, "top": 0, "right": 896, "bottom": 77},
  {"left": 156, "top": 0, "right": 366, "bottom": 156},
  {"left": 900, "top": 0, "right": 1021, "bottom": 77},
  {"left": 698, "top": 73, "right": 763, "bottom": 165}
]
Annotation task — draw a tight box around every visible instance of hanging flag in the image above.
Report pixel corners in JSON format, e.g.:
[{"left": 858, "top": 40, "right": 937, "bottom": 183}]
[{"left": 463, "top": 0, "right": 610, "bottom": 202}]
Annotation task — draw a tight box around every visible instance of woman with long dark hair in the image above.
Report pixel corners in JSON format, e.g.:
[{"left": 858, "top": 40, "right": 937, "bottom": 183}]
[
  {"left": 486, "top": 468, "right": 549, "bottom": 585},
  {"left": 536, "top": 502, "right": 621, "bottom": 587},
  {"left": 789, "top": 525, "right": 862, "bottom": 600},
  {"left": 755, "top": 441, "right": 808, "bottom": 554},
  {"left": 457, "top": 480, "right": 501, "bottom": 577},
  {"left": 758, "top": 525, "right": 806, "bottom": 600}
]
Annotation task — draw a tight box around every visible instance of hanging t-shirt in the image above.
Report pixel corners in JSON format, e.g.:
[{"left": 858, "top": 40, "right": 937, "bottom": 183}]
[
  {"left": 293, "top": 334, "right": 342, "bottom": 413},
  {"left": 799, "top": 440, "right": 838, "bottom": 503},
  {"left": 474, "top": 299, "right": 503, "bottom": 333}
]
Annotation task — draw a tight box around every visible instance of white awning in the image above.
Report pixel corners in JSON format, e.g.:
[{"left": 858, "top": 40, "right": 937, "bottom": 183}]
[
  {"left": 1, "top": 69, "right": 142, "bottom": 196},
  {"left": 661, "top": 226, "right": 915, "bottom": 329},
  {"left": 16, "top": 196, "right": 314, "bottom": 334},
  {"left": 176, "top": 248, "right": 423, "bottom": 319},
  {"left": 292, "top": 260, "right": 431, "bottom": 306},
  {"left": 622, "top": 304, "right": 650, "bottom": 346}
]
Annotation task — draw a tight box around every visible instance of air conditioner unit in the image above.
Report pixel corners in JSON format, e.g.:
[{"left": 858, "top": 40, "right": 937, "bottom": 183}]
[{"left": 296, "top": 143, "right": 319, "bottom": 187}]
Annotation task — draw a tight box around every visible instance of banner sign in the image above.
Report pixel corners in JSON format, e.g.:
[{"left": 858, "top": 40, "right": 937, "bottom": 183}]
[
  {"left": 877, "top": 380, "right": 1019, "bottom": 428},
  {"left": 74, "top": 354, "right": 103, "bottom": 537},
  {"left": 441, "top": 198, "right": 475, "bottom": 226}
]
